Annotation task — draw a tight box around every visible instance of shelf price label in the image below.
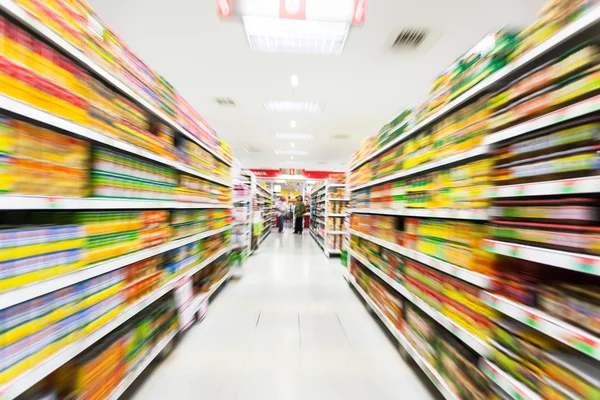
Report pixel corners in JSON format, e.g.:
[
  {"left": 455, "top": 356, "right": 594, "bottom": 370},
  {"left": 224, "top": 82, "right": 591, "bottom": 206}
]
[
  {"left": 560, "top": 180, "right": 576, "bottom": 194},
  {"left": 576, "top": 257, "right": 598, "bottom": 274},
  {"left": 45, "top": 197, "right": 59, "bottom": 209},
  {"left": 569, "top": 333, "right": 598, "bottom": 358},
  {"left": 525, "top": 312, "right": 539, "bottom": 329}
]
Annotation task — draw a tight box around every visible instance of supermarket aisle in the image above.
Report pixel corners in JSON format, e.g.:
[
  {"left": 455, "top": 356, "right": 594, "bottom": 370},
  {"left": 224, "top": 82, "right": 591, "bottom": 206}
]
[{"left": 128, "top": 229, "right": 438, "bottom": 400}]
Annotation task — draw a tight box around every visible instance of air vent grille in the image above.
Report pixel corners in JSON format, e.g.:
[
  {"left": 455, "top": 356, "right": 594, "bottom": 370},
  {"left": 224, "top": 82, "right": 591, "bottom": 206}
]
[
  {"left": 392, "top": 28, "right": 428, "bottom": 48},
  {"left": 244, "top": 146, "right": 262, "bottom": 153},
  {"left": 332, "top": 134, "right": 350, "bottom": 140},
  {"left": 215, "top": 97, "right": 236, "bottom": 106}
]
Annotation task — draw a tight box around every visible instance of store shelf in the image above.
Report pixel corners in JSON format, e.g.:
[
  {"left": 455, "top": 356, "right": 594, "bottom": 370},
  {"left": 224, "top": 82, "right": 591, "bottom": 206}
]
[
  {"left": 345, "top": 271, "right": 459, "bottom": 400},
  {"left": 107, "top": 328, "right": 179, "bottom": 400},
  {"left": 350, "top": 144, "right": 489, "bottom": 192},
  {"left": 0, "top": 256, "right": 209, "bottom": 400},
  {"left": 327, "top": 198, "right": 350, "bottom": 202},
  {"left": 310, "top": 229, "right": 325, "bottom": 249},
  {"left": 0, "top": 95, "right": 232, "bottom": 187},
  {"left": 350, "top": 229, "right": 492, "bottom": 289},
  {"left": 348, "top": 207, "right": 489, "bottom": 221},
  {"left": 480, "top": 360, "right": 542, "bottom": 400},
  {"left": 0, "top": 0, "right": 232, "bottom": 168},
  {"left": 349, "top": 249, "right": 490, "bottom": 358},
  {"left": 328, "top": 214, "right": 347, "bottom": 217},
  {"left": 327, "top": 249, "right": 341, "bottom": 255},
  {"left": 485, "top": 239, "right": 600, "bottom": 276},
  {"left": 259, "top": 229, "right": 271, "bottom": 245},
  {"left": 482, "top": 292, "right": 600, "bottom": 361},
  {"left": 484, "top": 95, "right": 600, "bottom": 145},
  {"left": 487, "top": 176, "right": 600, "bottom": 198},
  {"left": 327, "top": 231, "right": 347, "bottom": 235},
  {"left": 349, "top": 5, "right": 600, "bottom": 172},
  {"left": 317, "top": 219, "right": 325, "bottom": 225},
  {"left": 0, "top": 195, "right": 232, "bottom": 210},
  {"left": 328, "top": 184, "right": 346, "bottom": 188},
  {"left": 0, "top": 226, "right": 231, "bottom": 310},
  {"left": 197, "top": 269, "right": 232, "bottom": 304}
]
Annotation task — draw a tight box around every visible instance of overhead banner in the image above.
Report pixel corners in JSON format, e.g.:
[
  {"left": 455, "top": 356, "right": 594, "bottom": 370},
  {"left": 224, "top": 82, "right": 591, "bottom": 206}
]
[{"left": 249, "top": 169, "right": 336, "bottom": 179}]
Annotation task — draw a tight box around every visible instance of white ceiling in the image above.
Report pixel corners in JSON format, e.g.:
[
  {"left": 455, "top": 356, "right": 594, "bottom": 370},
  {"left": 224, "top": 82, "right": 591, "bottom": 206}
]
[{"left": 88, "top": 0, "right": 546, "bottom": 170}]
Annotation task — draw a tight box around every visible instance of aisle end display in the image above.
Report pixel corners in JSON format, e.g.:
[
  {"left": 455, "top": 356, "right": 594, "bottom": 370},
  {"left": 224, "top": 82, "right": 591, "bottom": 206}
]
[{"left": 309, "top": 174, "right": 349, "bottom": 257}]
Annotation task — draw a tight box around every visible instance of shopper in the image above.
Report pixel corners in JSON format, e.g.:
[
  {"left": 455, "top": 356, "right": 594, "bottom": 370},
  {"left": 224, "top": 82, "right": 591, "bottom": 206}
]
[
  {"left": 275, "top": 197, "right": 286, "bottom": 233},
  {"left": 293, "top": 196, "right": 306, "bottom": 234}
]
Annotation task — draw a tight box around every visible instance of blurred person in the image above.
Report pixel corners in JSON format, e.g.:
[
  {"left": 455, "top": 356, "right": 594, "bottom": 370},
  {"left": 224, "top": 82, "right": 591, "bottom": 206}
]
[
  {"left": 275, "top": 197, "right": 286, "bottom": 233},
  {"left": 293, "top": 196, "right": 306, "bottom": 234}
]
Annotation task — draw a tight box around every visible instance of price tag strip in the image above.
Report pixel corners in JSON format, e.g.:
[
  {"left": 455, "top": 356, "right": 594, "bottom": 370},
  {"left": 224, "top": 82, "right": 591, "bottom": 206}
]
[
  {"left": 346, "top": 267, "right": 459, "bottom": 400},
  {"left": 349, "top": 248, "right": 491, "bottom": 358},
  {"left": 480, "top": 360, "right": 542, "bottom": 400},
  {"left": 484, "top": 240, "right": 600, "bottom": 276},
  {"left": 487, "top": 176, "right": 600, "bottom": 199},
  {"left": 482, "top": 292, "right": 600, "bottom": 361},
  {"left": 350, "top": 230, "right": 492, "bottom": 288}
]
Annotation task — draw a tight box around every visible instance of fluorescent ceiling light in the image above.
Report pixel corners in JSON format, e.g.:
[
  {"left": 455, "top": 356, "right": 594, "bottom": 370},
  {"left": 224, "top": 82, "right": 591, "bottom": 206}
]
[
  {"left": 243, "top": 16, "right": 350, "bottom": 55},
  {"left": 290, "top": 120, "right": 297, "bottom": 128},
  {"left": 265, "top": 100, "right": 324, "bottom": 113},
  {"left": 291, "top": 156, "right": 294, "bottom": 160},
  {"left": 290, "top": 142, "right": 295, "bottom": 148},
  {"left": 275, "top": 149, "right": 309, "bottom": 156},
  {"left": 291, "top": 75, "right": 298, "bottom": 87},
  {"left": 272, "top": 132, "right": 313, "bottom": 140}
]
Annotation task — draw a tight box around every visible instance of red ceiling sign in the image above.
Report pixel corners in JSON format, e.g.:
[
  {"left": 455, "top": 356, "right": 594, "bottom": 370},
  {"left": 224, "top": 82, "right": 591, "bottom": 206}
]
[
  {"left": 302, "top": 170, "right": 336, "bottom": 179},
  {"left": 250, "top": 169, "right": 281, "bottom": 177},
  {"left": 280, "top": 0, "right": 306, "bottom": 20},
  {"left": 217, "top": 0, "right": 232, "bottom": 18},
  {"left": 352, "top": 0, "right": 366, "bottom": 24}
]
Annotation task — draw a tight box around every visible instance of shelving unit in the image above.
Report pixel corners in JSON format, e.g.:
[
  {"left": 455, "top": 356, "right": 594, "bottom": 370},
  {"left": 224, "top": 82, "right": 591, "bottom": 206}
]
[
  {"left": 0, "top": 1, "right": 236, "bottom": 398},
  {"left": 341, "top": 266, "right": 460, "bottom": 400},
  {"left": 309, "top": 180, "right": 349, "bottom": 257},
  {"left": 345, "top": 5, "right": 600, "bottom": 400},
  {"left": 251, "top": 182, "right": 273, "bottom": 252}
]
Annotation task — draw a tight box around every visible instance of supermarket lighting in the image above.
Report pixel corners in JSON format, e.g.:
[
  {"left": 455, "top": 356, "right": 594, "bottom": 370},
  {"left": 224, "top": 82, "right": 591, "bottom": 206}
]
[
  {"left": 275, "top": 149, "right": 308, "bottom": 156},
  {"left": 272, "top": 132, "right": 313, "bottom": 140},
  {"left": 291, "top": 142, "right": 295, "bottom": 148},
  {"left": 290, "top": 120, "right": 297, "bottom": 128},
  {"left": 265, "top": 100, "right": 324, "bottom": 113},
  {"left": 291, "top": 156, "right": 294, "bottom": 160},
  {"left": 243, "top": 16, "right": 350, "bottom": 55},
  {"left": 291, "top": 75, "right": 298, "bottom": 87}
]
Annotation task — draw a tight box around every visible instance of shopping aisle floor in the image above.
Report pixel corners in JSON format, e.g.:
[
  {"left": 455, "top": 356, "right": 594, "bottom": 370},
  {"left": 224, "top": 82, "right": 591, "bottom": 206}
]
[{"left": 128, "top": 229, "right": 439, "bottom": 400}]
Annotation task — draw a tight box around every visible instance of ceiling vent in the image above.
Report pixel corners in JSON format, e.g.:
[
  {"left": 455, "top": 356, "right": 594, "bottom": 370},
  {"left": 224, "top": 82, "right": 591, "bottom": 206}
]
[
  {"left": 244, "top": 146, "right": 262, "bottom": 153},
  {"left": 332, "top": 134, "right": 350, "bottom": 140},
  {"left": 215, "top": 97, "right": 236, "bottom": 106},
  {"left": 392, "top": 28, "right": 428, "bottom": 48}
]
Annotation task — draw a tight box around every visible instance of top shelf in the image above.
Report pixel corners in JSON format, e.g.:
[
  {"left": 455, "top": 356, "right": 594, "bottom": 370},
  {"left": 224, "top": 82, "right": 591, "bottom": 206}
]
[
  {"left": 0, "top": 0, "right": 232, "bottom": 168},
  {"left": 349, "top": 5, "right": 600, "bottom": 172}
]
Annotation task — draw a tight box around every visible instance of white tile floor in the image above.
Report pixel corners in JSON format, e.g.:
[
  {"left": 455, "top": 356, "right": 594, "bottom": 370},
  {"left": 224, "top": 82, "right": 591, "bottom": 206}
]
[{"left": 129, "top": 229, "right": 439, "bottom": 400}]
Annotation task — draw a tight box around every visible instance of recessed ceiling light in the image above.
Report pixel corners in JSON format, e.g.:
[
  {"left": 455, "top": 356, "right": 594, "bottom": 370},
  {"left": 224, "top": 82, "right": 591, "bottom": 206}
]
[
  {"left": 275, "top": 149, "right": 308, "bottom": 156},
  {"left": 290, "top": 120, "right": 297, "bottom": 128},
  {"left": 265, "top": 100, "right": 324, "bottom": 113},
  {"left": 291, "top": 156, "right": 294, "bottom": 160},
  {"left": 290, "top": 142, "right": 295, "bottom": 148},
  {"left": 291, "top": 75, "right": 298, "bottom": 87},
  {"left": 272, "top": 132, "right": 313, "bottom": 140},
  {"left": 243, "top": 16, "right": 350, "bottom": 55}
]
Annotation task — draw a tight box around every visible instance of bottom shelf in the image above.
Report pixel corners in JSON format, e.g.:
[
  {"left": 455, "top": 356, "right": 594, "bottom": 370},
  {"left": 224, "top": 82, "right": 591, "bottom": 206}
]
[
  {"left": 480, "top": 360, "right": 542, "bottom": 400},
  {"left": 344, "top": 269, "right": 459, "bottom": 400},
  {"left": 107, "top": 328, "right": 179, "bottom": 400},
  {"left": 310, "top": 229, "right": 325, "bottom": 249}
]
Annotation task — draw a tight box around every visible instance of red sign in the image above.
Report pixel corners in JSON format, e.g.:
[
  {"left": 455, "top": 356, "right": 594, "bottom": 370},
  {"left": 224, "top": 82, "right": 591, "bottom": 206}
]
[
  {"left": 352, "top": 0, "right": 366, "bottom": 24},
  {"left": 280, "top": 0, "right": 306, "bottom": 20},
  {"left": 217, "top": 0, "right": 232, "bottom": 18},
  {"left": 303, "top": 170, "right": 336, "bottom": 179},
  {"left": 250, "top": 169, "right": 281, "bottom": 178}
]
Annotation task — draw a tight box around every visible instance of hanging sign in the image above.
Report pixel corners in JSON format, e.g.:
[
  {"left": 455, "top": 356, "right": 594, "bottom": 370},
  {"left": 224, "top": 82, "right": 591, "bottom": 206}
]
[
  {"left": 352, "top": 0, "right": 366, "bottom": 24},
  {"left": 280, "top": 0, "right": 306, "bottom": 20},
  {"left": 217, "top": 0, "right": 232, "bottom": 18}
]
